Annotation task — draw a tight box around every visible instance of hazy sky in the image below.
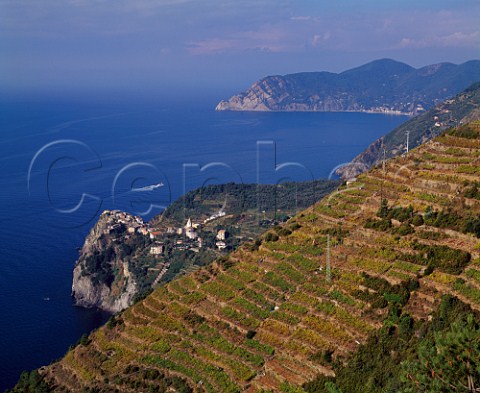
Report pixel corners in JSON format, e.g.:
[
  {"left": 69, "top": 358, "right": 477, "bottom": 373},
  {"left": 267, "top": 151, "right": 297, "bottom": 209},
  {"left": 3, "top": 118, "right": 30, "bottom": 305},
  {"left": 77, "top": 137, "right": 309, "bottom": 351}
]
[{"left": 2, "top": 0, "right": 480, "bottom": 97}]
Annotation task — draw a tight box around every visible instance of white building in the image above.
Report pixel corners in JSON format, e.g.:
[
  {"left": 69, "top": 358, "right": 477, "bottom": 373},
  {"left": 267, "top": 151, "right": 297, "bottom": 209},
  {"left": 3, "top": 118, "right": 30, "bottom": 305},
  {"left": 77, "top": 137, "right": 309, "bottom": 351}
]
[
  {"left": 150, "top": 245, "right": 165, "bottom": 255},
  {"left": 216, "top": 241, "right": 227, "bottom": 250},
  {"left": 216, "top": 229, "right": 227, "bottom": 240}
]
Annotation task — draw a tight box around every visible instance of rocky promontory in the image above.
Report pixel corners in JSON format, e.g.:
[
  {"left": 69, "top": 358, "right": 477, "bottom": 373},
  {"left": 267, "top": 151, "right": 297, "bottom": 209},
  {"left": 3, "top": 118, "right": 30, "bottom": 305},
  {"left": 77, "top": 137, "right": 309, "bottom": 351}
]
[
  {"left": 216, "top": 59, "right": 480, "bottom": 115},
  {"left": 72, "top": 211, "right": 145, "bottom": 313},
  {"left": 71, "top": 181, "right": 340, "bottom": 313}
]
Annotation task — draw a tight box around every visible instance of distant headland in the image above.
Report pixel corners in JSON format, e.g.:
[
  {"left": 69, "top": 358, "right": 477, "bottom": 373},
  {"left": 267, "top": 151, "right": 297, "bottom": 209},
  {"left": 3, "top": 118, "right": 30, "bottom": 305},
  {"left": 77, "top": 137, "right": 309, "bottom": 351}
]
[{"left": 216, "top": 58, "right": 480, "bottom": 116}]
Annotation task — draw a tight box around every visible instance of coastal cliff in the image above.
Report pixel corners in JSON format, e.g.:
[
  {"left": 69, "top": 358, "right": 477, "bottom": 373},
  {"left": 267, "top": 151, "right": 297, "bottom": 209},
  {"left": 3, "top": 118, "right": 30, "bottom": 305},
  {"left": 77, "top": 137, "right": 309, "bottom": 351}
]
[
  {"left": 71, "top": 181, "right": 339, "bottom": 313},
  {"left": 216, "top": 59, "right": 480, "bottom": 115},
  {"left": 72, "top": 211, "right": 142, "bottom": 313}
]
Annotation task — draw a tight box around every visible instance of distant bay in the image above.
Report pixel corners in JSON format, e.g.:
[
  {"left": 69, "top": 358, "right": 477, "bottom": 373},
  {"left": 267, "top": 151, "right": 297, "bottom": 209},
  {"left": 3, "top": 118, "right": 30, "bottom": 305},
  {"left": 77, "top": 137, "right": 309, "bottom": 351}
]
[{"left": 0, "top": 94, "right": 407, "bottom": 390}]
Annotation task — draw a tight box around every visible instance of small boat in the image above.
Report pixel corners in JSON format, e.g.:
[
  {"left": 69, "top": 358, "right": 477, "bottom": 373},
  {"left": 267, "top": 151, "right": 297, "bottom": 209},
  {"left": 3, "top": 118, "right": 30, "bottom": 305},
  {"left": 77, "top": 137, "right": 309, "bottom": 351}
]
[
  {"left": 132, "top": 182, "right": 164, "bottom": 192},
  {"left": 43, "top": 297, "right": 50, "bottom": 301}
]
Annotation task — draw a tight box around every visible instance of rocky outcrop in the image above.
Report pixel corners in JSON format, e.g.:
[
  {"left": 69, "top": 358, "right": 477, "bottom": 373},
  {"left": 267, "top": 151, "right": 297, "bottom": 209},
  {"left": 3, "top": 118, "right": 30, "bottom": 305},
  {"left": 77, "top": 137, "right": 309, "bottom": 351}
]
[
  {"left": 216, "top": 59, "right": 480, "bottom": 115},
  {"left": 71, "top": 181, "right": 342, "bottom": 313},
  {"left": 72, "top": 261, "right": 137, "bottom": 313},
  {"left": 72, "top": 211, "right": 139, "bottom": 313}
]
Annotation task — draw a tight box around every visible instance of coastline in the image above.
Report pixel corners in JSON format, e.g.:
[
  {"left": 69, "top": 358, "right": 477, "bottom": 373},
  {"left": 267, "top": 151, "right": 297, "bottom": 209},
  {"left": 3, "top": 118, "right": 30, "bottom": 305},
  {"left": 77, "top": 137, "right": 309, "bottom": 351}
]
[{"left": 215, "top": 107, "right": 414, "bottom": 116}]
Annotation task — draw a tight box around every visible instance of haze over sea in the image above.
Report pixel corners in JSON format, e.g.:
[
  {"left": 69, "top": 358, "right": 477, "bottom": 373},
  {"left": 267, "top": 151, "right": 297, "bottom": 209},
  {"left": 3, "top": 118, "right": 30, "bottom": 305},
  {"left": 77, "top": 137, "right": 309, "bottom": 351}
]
[{"left": 0, "top": 93, "right": 407, "bottom": 390}]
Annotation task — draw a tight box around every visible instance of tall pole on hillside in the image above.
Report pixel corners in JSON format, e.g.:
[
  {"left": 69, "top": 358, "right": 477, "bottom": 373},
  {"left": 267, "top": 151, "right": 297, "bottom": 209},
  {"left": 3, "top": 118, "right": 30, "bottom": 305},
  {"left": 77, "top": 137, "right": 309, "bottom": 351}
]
[
  {"left": 406, "top": 130, "right": 410, "bottom": 155},
  {"left": 383, "top": 148, "right": 386, "bottom": 173},
  {"left": 380, "top": 147, "right": 386, "bottom": 206},
  {"left": 326, "top": 234, "right": 331, "bottom": 283}
]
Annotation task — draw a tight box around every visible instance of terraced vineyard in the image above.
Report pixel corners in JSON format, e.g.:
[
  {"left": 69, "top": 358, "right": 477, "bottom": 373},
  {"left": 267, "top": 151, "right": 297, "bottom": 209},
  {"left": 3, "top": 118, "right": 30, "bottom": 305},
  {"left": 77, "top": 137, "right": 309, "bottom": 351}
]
[{"left": 33, "top": 123, "right": 480, "bottom": 392}]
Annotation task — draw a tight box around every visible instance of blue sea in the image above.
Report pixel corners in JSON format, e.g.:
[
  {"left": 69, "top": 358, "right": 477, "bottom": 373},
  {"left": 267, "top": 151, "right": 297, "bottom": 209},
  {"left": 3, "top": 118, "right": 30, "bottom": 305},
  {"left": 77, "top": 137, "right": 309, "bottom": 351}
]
[{"left": 0, "top": 93, "right": 408, "bottom": 390}]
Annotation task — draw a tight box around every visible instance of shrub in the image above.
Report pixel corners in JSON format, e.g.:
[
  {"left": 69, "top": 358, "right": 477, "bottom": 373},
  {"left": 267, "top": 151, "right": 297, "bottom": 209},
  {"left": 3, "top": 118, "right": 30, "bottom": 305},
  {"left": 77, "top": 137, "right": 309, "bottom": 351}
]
[
  {"left": 78, "top": 333, "right": 91, "bottom": 346},
  {"left": 6, "top": 370, "right": 51, "bottom": 393},
  {"left": 394, "top": 223, "right": 415, "bottom": 236},
  {"left": 463, "top": 216, "right": 480, "bottom": 237},
  {"left": 276, "top": 227, "right": 293, "bottom": 237},
  {"left": 464, "top": 182, "right": 480, "bottom": 199},
  {"left": 364, "top": 218, "right": 392, "bottom": 232},
  {"left": 107, "top": 315, "right": 123, "bottom": 329},
  {"left": 290, "top": 223, "right": 302, "bottom": 231},
  {"left": 377, "top": 198, "right": 389, "bottom": 218},
  {"left": 424, "top": 245, "right": 471, "bottom": 275},
  {"left": 264, "top": 232, "right": 279, "bottom": 242},
  {"left": 411, "top": 215, "right": 424, "bottom": 226}
]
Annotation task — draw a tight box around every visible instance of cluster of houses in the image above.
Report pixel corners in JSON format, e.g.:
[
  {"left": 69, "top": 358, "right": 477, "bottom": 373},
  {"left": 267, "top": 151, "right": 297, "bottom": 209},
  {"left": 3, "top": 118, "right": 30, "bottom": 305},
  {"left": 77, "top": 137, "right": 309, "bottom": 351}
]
[
  {"left": 103, "top": 210, "right": 148, "bottom": 236},
  {"left": 102, "top": 210, "right": 230, "bottom": 259},
  {"left": 172, "top": 217, "right": 229, "bottom": 251},
  {"left": 102, "top": 210, "right": 167, "bottom": 255}
]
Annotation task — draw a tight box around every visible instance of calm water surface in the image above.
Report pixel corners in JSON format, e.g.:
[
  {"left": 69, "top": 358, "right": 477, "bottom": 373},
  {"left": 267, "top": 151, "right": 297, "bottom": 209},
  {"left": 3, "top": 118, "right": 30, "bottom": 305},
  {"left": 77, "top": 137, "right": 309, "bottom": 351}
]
[{"left": 0, "top": 94, "right": 407, "bottom": 389}]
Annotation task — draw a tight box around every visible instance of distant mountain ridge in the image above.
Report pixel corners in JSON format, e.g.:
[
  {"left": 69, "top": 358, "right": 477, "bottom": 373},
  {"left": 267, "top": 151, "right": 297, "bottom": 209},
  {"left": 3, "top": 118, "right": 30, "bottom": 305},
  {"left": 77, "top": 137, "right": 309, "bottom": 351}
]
[{"left": 216, "top": 59, "right": 480, "bottom": 115}]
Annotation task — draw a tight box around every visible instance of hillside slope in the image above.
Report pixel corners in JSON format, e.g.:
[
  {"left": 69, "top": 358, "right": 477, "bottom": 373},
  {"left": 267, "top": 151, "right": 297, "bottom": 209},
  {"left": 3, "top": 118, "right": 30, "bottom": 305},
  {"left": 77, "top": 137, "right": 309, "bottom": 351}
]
[
  {"left": 71, "top": 181, "right": 339, "bottom": 313},
  {"left": 336, "top": 82, "right": 480, "bottom": 179},
  {"left": 21, "top": 123, "right": 480, "bottom": 392},
  {"left": 216, "top": 59, "right": 480, "bottom": 115}
]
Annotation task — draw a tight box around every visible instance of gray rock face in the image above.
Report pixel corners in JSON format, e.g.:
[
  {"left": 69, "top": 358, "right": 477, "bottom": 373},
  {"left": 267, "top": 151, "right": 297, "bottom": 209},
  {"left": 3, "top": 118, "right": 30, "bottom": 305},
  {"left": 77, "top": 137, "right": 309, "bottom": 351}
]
[
  {"left": 71, "top": 211, "right": 138, "bottom": 313},
  {"left": 216, "top": 59, "right": 480, "bottom": 115},
  {"left": 72, "top": 262, "right": 137, "bottom": 313},
  {"left": 215, "top": 76, "right": 366, "bottom": 113}
]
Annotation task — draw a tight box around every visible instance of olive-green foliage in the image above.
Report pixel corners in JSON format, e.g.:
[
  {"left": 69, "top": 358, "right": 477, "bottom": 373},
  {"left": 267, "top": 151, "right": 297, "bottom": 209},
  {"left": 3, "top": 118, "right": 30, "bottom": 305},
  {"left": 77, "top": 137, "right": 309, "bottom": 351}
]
[
  {"left": 376, "top": 201, "right": 424, "bottom": 233},
  {"left": 393, "top": 223, "right": 415, "bottom": 236},
  {"left": 106, "top": 315, "right": 123, "bottom": 330},
  {"left": 448, "top": 122, "right": 480, "bottom": 139},
  {"left": 407, "top": 243, "right": 471, "bottom": 275},
  {"left": 464, "top": 182, "right": 480, "bottom": 200},
  {"left": 78, "top": 333, "right": 91, "bottom": 346},
  {"left": 264, "top": 232, "right": 279, "bottom": 242},
  {"left": 424, "top": 206, "right": 480, "bottom": 238},
  {"left": 364, "top": 218, "right": 392, "bottom": 232},
  {"left": 6, "top": 370, "right": 52, "bottom": 393},
  {"left": 320, "top": 227, "right": 349, "bottom": 242},
  {"left": 402, "top": 314, "right": 480, "bottom": 392},
  {"left": 162, "top": 181, "right": 340, "bottom": 222},
  {"left": 304, "top": 295, "right": 479, "bottom": 393},
  {"left": 120, "top": 365, "right": 194, "bottom": 392},
  {"left": 276, "top": 227, "right": 292, "bottom": 237},
  {"left": 352, "top": 273, "right": 415, "bottom": 309},
  {"left": 411, "top": 214, "right": 424, "bottom": 226}
]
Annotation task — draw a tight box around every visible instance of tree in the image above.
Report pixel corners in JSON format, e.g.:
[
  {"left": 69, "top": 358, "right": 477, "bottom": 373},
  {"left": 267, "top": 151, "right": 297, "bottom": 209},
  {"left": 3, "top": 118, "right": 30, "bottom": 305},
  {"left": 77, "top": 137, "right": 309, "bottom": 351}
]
[
  {"left": 6, "top": 370, "right": 51, "bottom": 393},
  {"left": 378, "top": 198, "right": 389, "bottom": 219},
  {"left": 402, "top": 314, "right": 480, "bottom": 392}
]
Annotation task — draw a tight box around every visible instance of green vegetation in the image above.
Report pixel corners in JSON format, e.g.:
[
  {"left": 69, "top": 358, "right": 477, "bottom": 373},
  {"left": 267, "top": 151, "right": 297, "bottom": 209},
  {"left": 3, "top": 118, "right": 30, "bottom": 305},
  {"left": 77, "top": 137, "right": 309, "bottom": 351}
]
[
  {"left": 6, "top": 371, "right": 51, "bottom": 393},
  {"left": 448, "top": 121, "right": 480, "bottom": 139},
  {"left": 17, "top": 120, "right": 480, "bottom": 393},
  {"left": 398, "top": 242, "right": 471, "bottom": 275},
  {"left": 464, "top": 181, "right": 480, "bottom": 200},
  {"left": 402, "top": 314, "right": 480, "bottom": 392},
  {"left": 338, "top": 83, "right": 480, "bottom": 178},
  {"left": 423, "top": 206, "right": 480, "bottom": 236},
  {"left": 162, "top": 181, "right": 340, "bottom": 224},
  {"left": 304, "top": 296, "right": 480, "bottom": 393}
]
